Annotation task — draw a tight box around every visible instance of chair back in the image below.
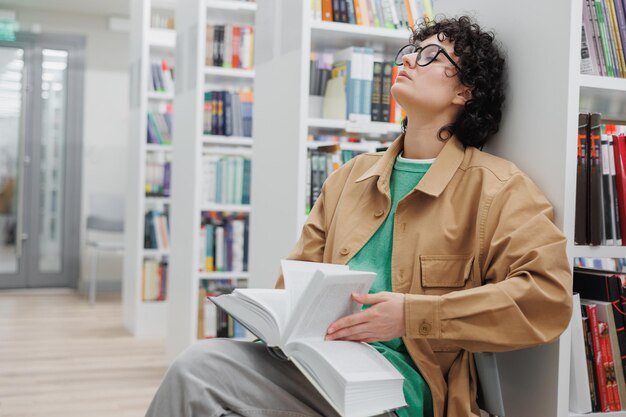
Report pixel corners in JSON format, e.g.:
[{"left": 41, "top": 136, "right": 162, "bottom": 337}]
[{"left": 86, "top": 193, "right": 125, "bottom": 233}]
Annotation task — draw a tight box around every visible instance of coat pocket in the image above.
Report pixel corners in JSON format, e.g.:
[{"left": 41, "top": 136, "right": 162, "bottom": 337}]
[{"left": 420, "top": 254, "right": 474, "bottom": 292}]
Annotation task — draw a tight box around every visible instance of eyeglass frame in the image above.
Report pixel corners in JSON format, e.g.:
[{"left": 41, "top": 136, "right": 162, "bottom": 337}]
[{"left": 394, "top": 43, "right": 463, "bottom": 74}]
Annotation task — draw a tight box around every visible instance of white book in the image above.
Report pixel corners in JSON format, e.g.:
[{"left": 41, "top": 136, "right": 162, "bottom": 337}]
[
  {"left": 569, "top": 294, "right": 592, "bottom": 413},
  {"left": 210, "top": 260, "right": 406, "bottom": 417}
]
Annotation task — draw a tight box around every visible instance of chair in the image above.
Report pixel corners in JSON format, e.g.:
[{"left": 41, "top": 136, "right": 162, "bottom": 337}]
[
  {"left": 85, "top": 193, "right": 125, "bottom": 305},
  {"left": 475, "top": 352, "right": 505, "bottom": 417}
]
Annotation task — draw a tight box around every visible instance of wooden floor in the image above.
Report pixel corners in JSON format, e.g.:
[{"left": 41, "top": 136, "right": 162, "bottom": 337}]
[{"left": 0, "top": 290, "right": 167, "bottom": 417}]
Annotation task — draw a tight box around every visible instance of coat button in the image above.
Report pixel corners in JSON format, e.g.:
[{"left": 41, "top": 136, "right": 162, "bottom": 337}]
[
  {"left": 340, "top": 248, "right": 350, "bottom": 256},
  {"left": 419, "top": 322, "right": 431, "bottom": 336},
  {"left": 374, "top": 209, "right": 384, "bottom": 217}
]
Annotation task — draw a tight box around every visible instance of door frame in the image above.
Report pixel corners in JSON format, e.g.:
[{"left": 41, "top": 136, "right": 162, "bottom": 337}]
[{"left": 0, "top": 32, "right": 85, "bottom": 289}]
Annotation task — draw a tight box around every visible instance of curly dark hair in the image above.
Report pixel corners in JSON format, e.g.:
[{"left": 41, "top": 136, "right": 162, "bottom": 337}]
[{"left": 403, "top": 15, "right": 506, "bottom": 149}]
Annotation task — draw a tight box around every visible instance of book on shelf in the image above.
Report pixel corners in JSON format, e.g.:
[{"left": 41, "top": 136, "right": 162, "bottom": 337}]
[
  {"left": 582, "top": 301, "right": 622, "bottom": 411},
  {"left": 204, "top": 90, "right": 253, "bottom": 137},
  {"left": 575, "top": 115, "right": 626, "bottom": 246},
  {"left": 149, "top": 59, "right": 175, "bottom": 93},
  {"left": 209, "top": 259, "right": 406, "bottom": 417},
  {"left": 570, "top": 294, "right": 594, "bottom": 414},
  {"left": 198, "top": 279, "right": 249, "bottom": 339},
  {"left": 575, "top": 257, "right": 626, "bottom": 271},
  {"left": 142, "top": 257, "right": 168, "bottom": 301},
  {"left": 201, "top": 154, "right": 251, "bottom": 205},
  {"left": 310, "top": 51, "right": 404, "bottom": 124},
  {"left": 199, "top": 212, "right": 249, "bottom": 273},
  {"left": 580, "top": 0, "right": 626, "bottom": 77},
  {"left": 144, "top": 209, "right": 170, "bottom": 250},
  {"left": 574, "top": 266, "right": 626, "bottom": 411},
  {"left": 147, "top": 105, "right": 173, "bottom": 145},
  {"left": 305, "top": 139, "right": 389, "bottom": 214},
  {"left": 205, "top": 24, "right": 254, "bottom": 70},
  {"left": 151, "top": 10, "right": 175, "bottom": 30},
  {"left": 145, "top": 152, "right": 171, "bottom": 197},
  {"left": 313, "top": 0, "right": 432, "bottom": 29}
]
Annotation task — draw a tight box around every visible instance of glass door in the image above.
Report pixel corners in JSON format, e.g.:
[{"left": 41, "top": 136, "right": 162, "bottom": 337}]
[
  {"left": 0, "top": 33, "right": 84, "bottom": 289},
  {"left": 0, "top": 44, "right": 26, "bottom": 287}
]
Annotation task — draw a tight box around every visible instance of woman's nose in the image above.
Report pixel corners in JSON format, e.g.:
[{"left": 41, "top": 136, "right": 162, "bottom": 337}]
[{"left": 401, "top": 52, "right": 417, "bottom": 68}]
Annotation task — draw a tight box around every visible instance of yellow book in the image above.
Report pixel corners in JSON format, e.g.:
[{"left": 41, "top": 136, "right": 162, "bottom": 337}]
[{"left": 606, "top": 0, "right": 626, "bottom": 77}]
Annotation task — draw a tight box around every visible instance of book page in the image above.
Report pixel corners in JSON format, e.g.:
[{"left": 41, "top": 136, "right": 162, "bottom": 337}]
[
  {"left": 210, "top": 289, "right": 287, "bottom": 346},
  {"left": 287, "top": 340, "right": 403, "bottom": 382},
  {"left": 283, "top": 270, "right": 375, "bottom": 344},
  {"left": 280, "top": 259, "right": 349, "bottom": 315}
]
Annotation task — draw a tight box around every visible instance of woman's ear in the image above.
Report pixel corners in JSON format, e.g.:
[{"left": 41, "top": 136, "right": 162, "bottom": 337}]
[{"left": 453, "top": 88, "right": 473, "bottom": 105}]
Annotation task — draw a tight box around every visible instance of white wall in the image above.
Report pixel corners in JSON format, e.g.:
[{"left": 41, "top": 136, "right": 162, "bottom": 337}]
[{"left": 4, "top": 4, "right": 130, "bottom": 290}]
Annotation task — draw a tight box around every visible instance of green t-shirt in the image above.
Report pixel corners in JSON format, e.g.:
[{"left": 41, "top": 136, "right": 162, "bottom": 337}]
[{"left": 347, "top": 154, "right": 434, "bottom": 417}]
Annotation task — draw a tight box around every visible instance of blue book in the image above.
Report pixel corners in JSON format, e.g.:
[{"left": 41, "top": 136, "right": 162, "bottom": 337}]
[{"left": 242, "top": 159, "right": 251, "bottom": 205}]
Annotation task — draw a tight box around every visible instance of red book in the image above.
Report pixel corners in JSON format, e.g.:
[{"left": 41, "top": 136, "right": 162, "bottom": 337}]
[
  {"left": 599, "top": 321, "right": 622, "bottom": 411},
  {"left": 612, "top": 133, "right": 626, "bottom": 244},
  {"left": 232, "top": 26, "right": 241, "bottom": 69},
  {"left": 587, "top": 304, "right": 611, "bottom": 412}
]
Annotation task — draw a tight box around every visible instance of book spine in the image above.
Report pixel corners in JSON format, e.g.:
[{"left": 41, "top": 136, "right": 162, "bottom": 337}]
[
  {"left": 589, "top": 113, "right": 604, "bottom": 246},
  {"left": 613, "top": 134, "right": 626, "bottom": 245},
  {"left": 611, "top": 0, "right": 626, "bottom": 76},
  {"left": 381, "top": 62, "right": 392, "bottom": 122},
  {"left": 596, "top": 0, "right": 616, "bottom": 76},
  {"left": 584, "top": 0, "right": 603, "bottom": 75},
  {"left": 576, "top": 113, "right": 590, "bottom": 245},
  {"left": 590, "top": 0, "right": 609, "bottom": 75},
  {"left": 599, "top": 321, "right": 622, "bottom": 410},
  {"left": 601, "top": 135, "right": 616, "bottom": 245},
  {"left": 371, "top": 61, "right": 383, "bottom": 122},
  {"left": 582, "top": 308, "right": 601, "bottom": 411},
  {"left": 587, "top": 304, "right": 611, "bottom": 412},
  {"left": 607, "top": 0, "right": 626, "bottom": 77},
  {"left": 609, "top": 136, "right": 623, "bottom": 244}
]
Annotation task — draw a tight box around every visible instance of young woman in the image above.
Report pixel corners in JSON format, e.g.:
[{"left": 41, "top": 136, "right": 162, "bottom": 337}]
[{"left": 146, "top": 16, "right": 572, "bottom": 417}]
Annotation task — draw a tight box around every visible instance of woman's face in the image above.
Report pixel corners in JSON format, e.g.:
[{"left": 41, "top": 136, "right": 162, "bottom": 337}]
[{"left": 390, "top": 35, "right": 466, "bottom": 117}]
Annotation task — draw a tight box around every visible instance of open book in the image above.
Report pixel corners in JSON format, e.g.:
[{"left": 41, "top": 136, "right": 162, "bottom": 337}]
[{"left": 210, "top": 260, "right": 407, "bottom": 417}]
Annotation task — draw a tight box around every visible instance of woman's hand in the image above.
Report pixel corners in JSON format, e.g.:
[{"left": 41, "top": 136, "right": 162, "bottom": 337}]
[{"left": 325, "top": 292, "right": 405, "bottom": 342}]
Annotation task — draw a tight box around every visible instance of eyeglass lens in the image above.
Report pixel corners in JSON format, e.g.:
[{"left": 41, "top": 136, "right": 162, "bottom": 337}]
[{"left": 395, "top": 44, "right": 443, "bottom": 67}]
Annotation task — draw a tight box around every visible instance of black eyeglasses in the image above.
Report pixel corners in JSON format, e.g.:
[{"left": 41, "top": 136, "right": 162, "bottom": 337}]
[{"left": 394, "top": 43, "right": 462, "bottom": 73}]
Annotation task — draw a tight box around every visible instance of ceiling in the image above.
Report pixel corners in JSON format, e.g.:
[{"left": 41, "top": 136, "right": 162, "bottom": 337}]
[{"left": 0, "top": 0, "right": 131, "bottom": 17}]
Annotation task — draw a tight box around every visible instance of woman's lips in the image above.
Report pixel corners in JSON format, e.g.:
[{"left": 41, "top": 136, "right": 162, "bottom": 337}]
[{"left": 398, "top": 70, "right": 412, "bottom": 80}]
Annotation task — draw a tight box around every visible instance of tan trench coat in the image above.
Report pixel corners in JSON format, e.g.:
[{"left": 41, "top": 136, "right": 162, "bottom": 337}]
[{"left": 275, "top": 134, "right": 572, "bottom": 417}]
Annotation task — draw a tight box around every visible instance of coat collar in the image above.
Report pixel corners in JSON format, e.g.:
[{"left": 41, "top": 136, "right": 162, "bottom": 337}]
[{"left": 355, "top": 133, "right": 466, "bottom": 197}]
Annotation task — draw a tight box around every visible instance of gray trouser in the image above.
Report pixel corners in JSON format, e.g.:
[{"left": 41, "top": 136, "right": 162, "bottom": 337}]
[{"left": 145, "top": 339, "right": 397, "bottom": 417}]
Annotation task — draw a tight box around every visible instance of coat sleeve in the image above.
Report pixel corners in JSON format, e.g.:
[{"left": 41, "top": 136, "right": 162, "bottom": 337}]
[{"left": 404, "top": 173, "right": 573, "bottom": 352}]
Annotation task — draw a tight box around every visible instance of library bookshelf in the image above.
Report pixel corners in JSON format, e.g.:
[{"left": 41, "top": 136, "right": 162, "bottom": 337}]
[
  {"left": 124, "top": 0, "right": 175, "bottom": 337},
  {"left": 165, "top": 0, "right": 256, "bottom": 362},
  {"left": 247, "top": 0, "right": 626, "bottom": 416}
]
